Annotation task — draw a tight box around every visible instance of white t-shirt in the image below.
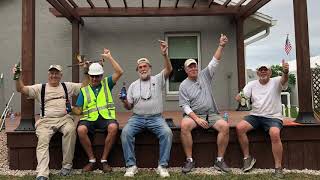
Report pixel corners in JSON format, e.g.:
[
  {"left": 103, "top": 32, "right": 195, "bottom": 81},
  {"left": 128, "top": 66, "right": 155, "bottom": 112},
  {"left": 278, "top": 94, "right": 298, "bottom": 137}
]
[
  {"left": 243, "top": 76, "right": 288, "bottom": 120},
  {"left": 127, "top": 70, "right": 165, "bottom": 115}
]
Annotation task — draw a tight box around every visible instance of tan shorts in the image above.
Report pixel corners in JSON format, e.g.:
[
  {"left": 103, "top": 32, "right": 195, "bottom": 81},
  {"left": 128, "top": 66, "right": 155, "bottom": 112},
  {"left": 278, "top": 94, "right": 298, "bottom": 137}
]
[{"left": 184, "top": 113, "right": 222, "bottom": 127}]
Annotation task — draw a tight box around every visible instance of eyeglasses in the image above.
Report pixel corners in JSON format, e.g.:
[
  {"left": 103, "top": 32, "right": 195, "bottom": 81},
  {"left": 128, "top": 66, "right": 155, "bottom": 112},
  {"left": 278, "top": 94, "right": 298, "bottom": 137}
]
[
  {"left": 140, "top": 80, "right": 152, "bottom": 100},
  {"left": 90, "top": 75, "right": 103, "bottom": 79}
]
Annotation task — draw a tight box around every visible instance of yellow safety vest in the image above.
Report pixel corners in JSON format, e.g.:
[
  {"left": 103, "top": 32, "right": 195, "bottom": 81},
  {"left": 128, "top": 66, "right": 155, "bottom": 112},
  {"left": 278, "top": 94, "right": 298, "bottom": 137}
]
[{"left": 80, "top": 78, "right": 116, "bottom": 121}]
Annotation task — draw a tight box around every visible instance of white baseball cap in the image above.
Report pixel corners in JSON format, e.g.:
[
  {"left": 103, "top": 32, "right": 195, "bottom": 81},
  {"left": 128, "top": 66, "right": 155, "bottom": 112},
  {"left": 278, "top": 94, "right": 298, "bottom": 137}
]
[
  {"left": 184, "top": 59, "right": 197, "bottom": 68},
  {"left": 48, "top": 64, "right": 62, "bottom": 71}
]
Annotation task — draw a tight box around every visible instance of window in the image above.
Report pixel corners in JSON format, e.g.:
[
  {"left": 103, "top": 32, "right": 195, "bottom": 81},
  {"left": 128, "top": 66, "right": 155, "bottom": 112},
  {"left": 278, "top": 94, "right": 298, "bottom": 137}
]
[{"left": 165, "top": 33, "right": 201, "bottom": 95}]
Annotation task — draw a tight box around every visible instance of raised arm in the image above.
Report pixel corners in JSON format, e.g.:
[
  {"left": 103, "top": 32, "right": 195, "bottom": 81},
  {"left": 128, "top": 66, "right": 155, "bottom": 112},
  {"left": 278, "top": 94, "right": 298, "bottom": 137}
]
[
  {"left": 12, "top": 64, "right": 29, "bottom": 95},
  {"left": 280, "top": 59, "right": 289, "bottom": 86},
  {"left": 213, "top": 34, "right": 228, "bottom": 61},
  {"left": 159, "top": 40, "right": 173, "bottom": 79},
  {"left": 101, "top": 48, "right": 124, "bottom": 83}
]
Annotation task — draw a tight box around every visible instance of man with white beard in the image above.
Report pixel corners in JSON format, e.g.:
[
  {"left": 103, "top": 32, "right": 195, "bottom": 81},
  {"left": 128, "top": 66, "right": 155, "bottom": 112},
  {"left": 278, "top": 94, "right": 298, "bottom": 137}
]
[
  {"left": 120, "top": 40, "right": 173, "bottom": 178},
  {"left": 235, "top": 60, "right": 289, "bottom": 178}
]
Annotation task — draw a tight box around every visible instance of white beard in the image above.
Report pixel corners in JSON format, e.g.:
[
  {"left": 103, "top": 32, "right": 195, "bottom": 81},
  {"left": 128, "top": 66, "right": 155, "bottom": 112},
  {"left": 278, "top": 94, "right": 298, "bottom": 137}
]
[{"left": 139, "top": 69, "right": 151, "bottom": 81}]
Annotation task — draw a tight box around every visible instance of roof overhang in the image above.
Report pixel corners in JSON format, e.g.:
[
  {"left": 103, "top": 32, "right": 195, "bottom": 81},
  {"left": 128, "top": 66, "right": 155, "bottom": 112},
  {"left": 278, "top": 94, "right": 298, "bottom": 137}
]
[{"left": 244, "top": 11, "right": 276, "bottom": 40}]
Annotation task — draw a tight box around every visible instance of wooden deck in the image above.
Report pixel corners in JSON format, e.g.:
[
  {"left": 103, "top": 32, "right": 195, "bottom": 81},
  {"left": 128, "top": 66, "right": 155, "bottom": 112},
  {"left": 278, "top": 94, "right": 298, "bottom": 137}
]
[{"left": 5, "top": 111, "right": 320, "bottom": 170}]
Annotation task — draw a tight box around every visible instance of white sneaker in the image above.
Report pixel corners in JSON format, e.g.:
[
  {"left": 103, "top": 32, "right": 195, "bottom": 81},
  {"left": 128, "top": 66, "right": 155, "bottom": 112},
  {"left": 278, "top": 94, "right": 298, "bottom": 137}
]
[
  {"left": 124, "top": 165, "right": 138, "bottom": 177},
  {"left": 156, "top": 165, "right": 170, "bottom": 178}
]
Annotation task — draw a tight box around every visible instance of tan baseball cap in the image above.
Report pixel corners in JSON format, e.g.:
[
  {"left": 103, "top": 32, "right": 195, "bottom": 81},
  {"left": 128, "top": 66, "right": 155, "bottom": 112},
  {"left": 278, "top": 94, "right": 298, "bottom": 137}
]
[
  {"left": 257, "top": 65, "right": 271, "bottom": 71},
  {"left": 184, "top": 59, "right": 197, "bottom": 68},
  {"left": 137, "top": 58, "right": 151, "bottom": 66},
  {"left": 48, "top": 64, "right": 62, "bottom": 72}
]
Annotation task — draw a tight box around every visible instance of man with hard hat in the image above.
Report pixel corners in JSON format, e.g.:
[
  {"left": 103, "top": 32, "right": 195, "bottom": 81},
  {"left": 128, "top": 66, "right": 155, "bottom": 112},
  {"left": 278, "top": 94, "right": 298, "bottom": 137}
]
[
  {"left": 235, "top": 61, "right": 289, "bottom": 178},
  {"left": 13, "top": 63, "right": 89, "bottom": 180},
  {"left": 179, "top": 34, "right": 230, "bottom": 174},
  {"left": 73, "top": 48, "right": 123, "bottom": 173},
  {"left": 120, "top": 40, "right": 173, "bottom": 177}
]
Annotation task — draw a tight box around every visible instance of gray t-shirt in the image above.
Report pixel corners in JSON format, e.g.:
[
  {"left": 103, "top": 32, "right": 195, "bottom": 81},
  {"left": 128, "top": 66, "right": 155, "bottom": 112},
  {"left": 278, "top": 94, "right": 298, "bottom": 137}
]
[
  {"left": 179, "top": 58, "right": 219, "bottom": 115},
  {"left": 127, "top": 70, "right": 166, "bottom": 115}
]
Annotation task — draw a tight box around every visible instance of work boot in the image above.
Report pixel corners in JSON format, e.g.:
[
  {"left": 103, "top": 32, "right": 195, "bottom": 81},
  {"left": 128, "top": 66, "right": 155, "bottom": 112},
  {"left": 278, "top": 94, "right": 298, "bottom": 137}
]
[
  {"left": 102, "top": 162, "right": 112, "bottom": 173},
  {"left": 273, "top": 168, "right": 284, "bottom": 179},
  {"left": 59, "top": 167, "right": 72, "bottom": 176},
  {"left": 82, "top": 162, "right": 97, "bottom": 172}
]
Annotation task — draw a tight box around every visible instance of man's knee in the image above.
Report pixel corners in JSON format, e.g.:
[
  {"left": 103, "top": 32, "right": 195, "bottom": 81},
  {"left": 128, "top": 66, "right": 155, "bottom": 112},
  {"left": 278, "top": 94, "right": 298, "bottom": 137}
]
[
  {"left": 236, "top": 121, "right": 250, "bottom": 135},
  {"left": 269, "top": 127, "right": 281, "bottom": 143},
  {"left": 161, "top": 127, "right": 173, "bottom": 139},
  {"left": 180, "top": 119, "right": 194, "bottom": 133},
  {"left": 216, "top": 120, "right": 229, "bottom": 133},
  {"left": 37, "top": 134, "right": 51, "bottom": 148},
  {"left": 77, "top": 125, "right": 88, "bottom": 136},
  {"left": 108, "top": 123, "right": 119, "bottom": 135}
]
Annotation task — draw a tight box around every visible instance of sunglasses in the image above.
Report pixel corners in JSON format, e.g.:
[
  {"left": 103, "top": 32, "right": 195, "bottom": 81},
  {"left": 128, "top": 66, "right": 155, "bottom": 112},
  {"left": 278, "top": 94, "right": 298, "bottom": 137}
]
[{"left": 258, "top": 67, "right": 269, "bottom": 72}]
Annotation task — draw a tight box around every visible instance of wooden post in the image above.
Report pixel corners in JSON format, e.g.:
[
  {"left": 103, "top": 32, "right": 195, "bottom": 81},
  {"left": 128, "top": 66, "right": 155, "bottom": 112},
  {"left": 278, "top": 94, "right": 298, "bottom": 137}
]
[
  {"left": 16, "top": 0, "right": 36, "bottom": 131},
  {"left": 293, "top": 0, "right": 316, "bottom": 123},
  {"left": 72, "top": 21, "right": 80, "bottom": 104},
  {"left": 236, "top": 18, "right": 246, "bottom": 91}
]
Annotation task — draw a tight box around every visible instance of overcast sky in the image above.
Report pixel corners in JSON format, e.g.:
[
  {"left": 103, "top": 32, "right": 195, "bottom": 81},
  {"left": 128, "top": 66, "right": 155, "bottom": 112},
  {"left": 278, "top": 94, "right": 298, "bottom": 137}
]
[{"left": 245, "top": 0, "right": 320, "bottom": 69}]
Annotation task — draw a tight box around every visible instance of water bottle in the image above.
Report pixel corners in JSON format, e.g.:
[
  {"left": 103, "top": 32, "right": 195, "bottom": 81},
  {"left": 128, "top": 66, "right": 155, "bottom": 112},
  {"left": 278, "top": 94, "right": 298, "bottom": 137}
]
[
  {"left": 223, "top": 112, "right": 229, "bottom": 122},
  {"left": 66, "top": 100, "right": 72, "bottom": 113},
  {"left": 120, "top": 82, "right": 127, "bottom": 100},
  {"left": 13, "top": 62, "right": 21, "bottom": 80}
]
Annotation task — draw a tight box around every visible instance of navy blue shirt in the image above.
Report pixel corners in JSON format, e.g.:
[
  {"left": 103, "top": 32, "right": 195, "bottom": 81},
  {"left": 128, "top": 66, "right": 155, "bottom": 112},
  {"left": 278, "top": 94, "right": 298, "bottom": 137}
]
[{"left": 76, "top": 76, "right": 115, "bottom": 107}]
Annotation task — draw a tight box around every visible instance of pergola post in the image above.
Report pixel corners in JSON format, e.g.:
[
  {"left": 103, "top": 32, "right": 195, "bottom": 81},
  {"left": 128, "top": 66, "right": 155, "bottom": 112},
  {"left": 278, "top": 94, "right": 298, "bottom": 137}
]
[
  {"left": 293, "top": 0, "right": 316, "bottom": 123},
  {"left": 236, "top": 18, "right": 246, "bottom": 91},
  {"left": 15, "top": 0, "right": 36, "bottom": 131},
  {"left": 72, "top": 21, "right": 80, "bottom": 104}
]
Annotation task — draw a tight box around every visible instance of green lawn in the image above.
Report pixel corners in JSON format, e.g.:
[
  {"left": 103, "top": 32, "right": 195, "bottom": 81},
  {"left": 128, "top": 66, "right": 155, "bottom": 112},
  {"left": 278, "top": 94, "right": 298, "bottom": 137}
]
[{"left": 1, "top": 172, "right": 319, "bottom": 180}]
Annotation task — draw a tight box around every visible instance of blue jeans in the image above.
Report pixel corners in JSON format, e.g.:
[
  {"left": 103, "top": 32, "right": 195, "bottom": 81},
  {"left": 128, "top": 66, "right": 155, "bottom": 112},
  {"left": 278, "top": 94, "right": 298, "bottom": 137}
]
[{"left": 121, "top": 114, "right": 173, "bottom": 167}]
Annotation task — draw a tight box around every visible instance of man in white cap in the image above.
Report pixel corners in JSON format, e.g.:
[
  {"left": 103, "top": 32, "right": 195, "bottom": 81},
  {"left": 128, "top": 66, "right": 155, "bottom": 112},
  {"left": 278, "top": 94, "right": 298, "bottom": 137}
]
[
  {"left": 235, "top": 60, "right": 289, "bottom": 178},
  {"left": 13, "top": 63, "right": 89, "bottom": 180},
  {"left": 179, "top": 34, "right": 230, "bottom": 173},
  {"left": 73, "top": 48, "right": 123, "bottom": 173},
  {"left": 120, "top": 40, "right": 173, "bottom": 177}
]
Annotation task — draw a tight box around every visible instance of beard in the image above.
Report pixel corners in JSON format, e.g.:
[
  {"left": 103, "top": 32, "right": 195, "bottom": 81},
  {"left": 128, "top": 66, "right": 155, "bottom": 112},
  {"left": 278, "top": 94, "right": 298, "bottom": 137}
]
[{"left": 138, "top": 69, "right": 151, "bottom": 81}]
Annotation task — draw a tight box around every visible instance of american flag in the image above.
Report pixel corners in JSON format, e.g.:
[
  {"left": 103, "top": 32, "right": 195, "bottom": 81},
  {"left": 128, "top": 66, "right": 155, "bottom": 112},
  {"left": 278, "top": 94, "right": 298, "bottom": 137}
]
[{"left": 285, "top": 35, "right": 292, "bottom": 55}]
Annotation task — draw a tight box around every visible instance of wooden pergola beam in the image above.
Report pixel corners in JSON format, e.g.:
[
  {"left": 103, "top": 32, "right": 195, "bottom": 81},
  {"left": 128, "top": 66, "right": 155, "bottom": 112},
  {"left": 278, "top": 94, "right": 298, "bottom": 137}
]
[
  {"left": 72, "top": 21, "right": 79, "bottom": 104},
  {"left": 16, "top": 0, "right": 36, "bottom": 131},
  {"left": 50, "top": 7, "right": 239, "bottom": 17},
  {"left": 236, "top": 18, "right": 246, "bottom": 91},
  {"left": 159, "top": 0, "right": 161, "bottom": 8},
  {"left": 57, "top": 0, "right": 84, "bottom": 25},
  {"left": 105, "top": 0, "right": 111, "bottom": 8},
  {"left": 223, "top": 0, "right": 232, "bottom": 7},
  {"left": 86, "top": 0, "right": 95, "bottom": 8},
  {"left": 142, "top": 0, "right": 144, "bottom": 8},
  {"left": 47, "top": 0, "right": 73, "bottom": 23},
  {"left": 293, "top": 0, "right": 316, "bottom": 123},
  {"left": 238, "top": 0, "right": 270, "bottom": 19},
  {"left": 67, "top": 0, "right": 78, "bottom": 8}
]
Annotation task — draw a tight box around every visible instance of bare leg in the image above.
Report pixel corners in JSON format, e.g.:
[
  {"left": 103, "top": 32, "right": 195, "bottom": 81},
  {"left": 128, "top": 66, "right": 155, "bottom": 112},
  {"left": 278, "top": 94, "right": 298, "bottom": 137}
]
[
  {"left": 101, "top": 123, "right": 119, "bottom": 160},
  {"left": 213, "top": 120, "right": 229, "bottom": 157},
  {"left": 269, "top": 127, "right": 283, "bottom": 168},
  {"left": 180, "top": 118, "right": 197, "bottom": 158},
  {"left": 236, "top": 120, "right": 254, "bottom": 158},
  {"left": 77, "top": 125, "right": 95, "bottom": 160}
]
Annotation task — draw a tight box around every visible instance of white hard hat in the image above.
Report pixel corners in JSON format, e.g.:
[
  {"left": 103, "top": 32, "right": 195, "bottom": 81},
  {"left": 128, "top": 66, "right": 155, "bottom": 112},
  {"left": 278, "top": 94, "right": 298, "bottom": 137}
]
[{"left": 88, "top": 63, "right": 104, "bottom": 75}]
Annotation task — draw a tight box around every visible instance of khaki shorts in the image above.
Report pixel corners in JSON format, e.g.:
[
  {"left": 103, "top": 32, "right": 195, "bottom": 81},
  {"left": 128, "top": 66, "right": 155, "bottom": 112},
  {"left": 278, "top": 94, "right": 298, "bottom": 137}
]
[{"left": 184, "top": 113, "right": 222, "bottom": 127}]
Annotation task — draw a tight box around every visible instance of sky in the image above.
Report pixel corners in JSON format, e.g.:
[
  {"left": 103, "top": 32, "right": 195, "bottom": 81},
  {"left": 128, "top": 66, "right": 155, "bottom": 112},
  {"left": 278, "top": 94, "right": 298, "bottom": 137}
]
[{"left": 245, "top": 0, "right": 320, "bottom": 69}]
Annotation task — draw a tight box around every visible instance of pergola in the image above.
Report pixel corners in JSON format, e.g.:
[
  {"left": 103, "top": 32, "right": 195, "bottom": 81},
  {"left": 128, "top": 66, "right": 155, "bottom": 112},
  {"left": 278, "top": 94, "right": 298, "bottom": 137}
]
[{"left": 17, "top": 0, "right": 315, "bottom": 131}]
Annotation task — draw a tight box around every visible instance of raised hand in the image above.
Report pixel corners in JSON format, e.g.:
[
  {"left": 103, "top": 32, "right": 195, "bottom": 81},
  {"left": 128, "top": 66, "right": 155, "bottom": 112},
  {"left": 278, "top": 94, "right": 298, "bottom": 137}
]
[
  {"left": 219, "top": 34, "right": 228, "bottom": 47},
  {"left": 101, "top": 48, "right": 112, "bottom": 60},
  {"left": 282, "top": 59, "right": 289, "bottom": 74},
  {"left": 159, "top": 40, "right": 168, "bottom": 56}
]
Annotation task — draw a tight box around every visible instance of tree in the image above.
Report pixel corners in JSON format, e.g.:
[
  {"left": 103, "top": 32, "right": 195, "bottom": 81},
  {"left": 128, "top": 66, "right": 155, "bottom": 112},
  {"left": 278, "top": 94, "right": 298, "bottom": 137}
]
[{"left": 270, "top": 65, "right": 296, "bottom": 93}]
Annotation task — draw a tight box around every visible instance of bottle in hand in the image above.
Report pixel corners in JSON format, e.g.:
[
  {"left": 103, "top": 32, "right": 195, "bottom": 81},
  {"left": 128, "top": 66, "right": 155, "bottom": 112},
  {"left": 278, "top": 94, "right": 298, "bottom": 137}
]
[
  {"left": 120, "top": 82, "right": 127, "bottom": 100},
  {"left": 13, "top": 62, "right": 21, "bottom": 80}
]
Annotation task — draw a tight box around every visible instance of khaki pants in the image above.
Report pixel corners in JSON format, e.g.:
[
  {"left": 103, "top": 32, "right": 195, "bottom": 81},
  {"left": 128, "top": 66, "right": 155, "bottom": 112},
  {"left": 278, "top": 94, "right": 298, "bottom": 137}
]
[{"left": 35, "top": 114, "right": 76, "bottom": 178}]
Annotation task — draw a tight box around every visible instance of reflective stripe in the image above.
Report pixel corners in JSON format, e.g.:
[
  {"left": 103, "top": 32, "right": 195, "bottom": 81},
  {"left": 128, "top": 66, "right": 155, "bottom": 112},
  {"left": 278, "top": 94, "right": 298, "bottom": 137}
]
[
  {"left": 83, "top": 105, "right": 115, "bottom": 114},
  {"left": 103, "top": 79, "right": 111, "bottom": 117},
  {"left": 84, "top": 86, "right": 91, "bottom": 104}
]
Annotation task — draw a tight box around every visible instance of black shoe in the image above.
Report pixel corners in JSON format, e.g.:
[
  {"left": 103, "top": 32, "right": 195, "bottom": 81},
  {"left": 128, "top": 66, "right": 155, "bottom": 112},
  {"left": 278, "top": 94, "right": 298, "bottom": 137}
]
[
  {"left": 35, "top": 176, "right": 48, "bottom": 180},
  {"left": 273, "top": 168, "right": 284, "bottom": 179},
  {"left": 214, "top": 159, "right": 231, "bottom": 173},
  {"left": 242, "top": 156, "right": 256, "bottom": 172},
  {"left": 59, "top": 167, "right": 72, "bottom": 176},
  {"left": 182, "top": 159, "right": 195, "bottom": 174}
]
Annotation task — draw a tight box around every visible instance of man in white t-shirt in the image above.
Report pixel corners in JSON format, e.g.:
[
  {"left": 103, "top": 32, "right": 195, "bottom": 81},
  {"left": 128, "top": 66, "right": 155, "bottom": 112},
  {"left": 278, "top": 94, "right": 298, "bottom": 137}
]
[
  {"left": 13, "top": 64, "right": 89, "bottom": 180},
  {"left": 235, "top": 60, "right": 289, "bottom": 178}
]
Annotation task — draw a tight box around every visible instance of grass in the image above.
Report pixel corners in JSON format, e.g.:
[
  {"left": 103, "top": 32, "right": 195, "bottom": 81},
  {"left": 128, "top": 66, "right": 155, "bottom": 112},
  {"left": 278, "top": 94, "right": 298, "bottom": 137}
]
[{"left": 1, "top": 171, "right": 320, "bottom": 180}]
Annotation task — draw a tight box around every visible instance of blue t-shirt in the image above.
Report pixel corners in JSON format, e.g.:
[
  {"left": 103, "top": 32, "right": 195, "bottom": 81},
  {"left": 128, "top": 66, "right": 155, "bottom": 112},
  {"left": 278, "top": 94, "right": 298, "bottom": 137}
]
[{"left": 76, "top": 76, "right": 115, "bottom": 107}]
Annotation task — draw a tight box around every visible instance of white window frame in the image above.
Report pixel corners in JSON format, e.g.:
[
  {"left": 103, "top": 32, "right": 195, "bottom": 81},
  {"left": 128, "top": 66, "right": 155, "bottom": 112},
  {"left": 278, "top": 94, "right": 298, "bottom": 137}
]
[{"left": 165, "top": 32, "right": 201, "bottom": 96}]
